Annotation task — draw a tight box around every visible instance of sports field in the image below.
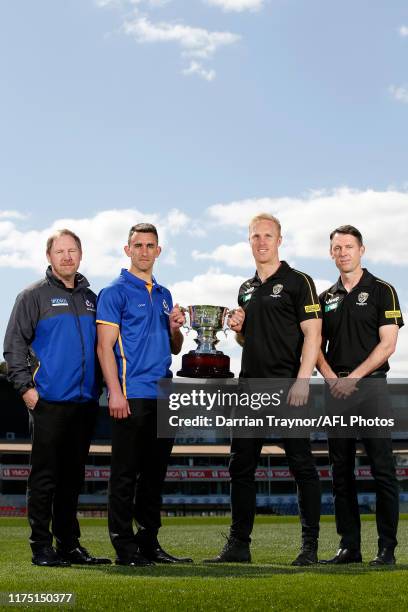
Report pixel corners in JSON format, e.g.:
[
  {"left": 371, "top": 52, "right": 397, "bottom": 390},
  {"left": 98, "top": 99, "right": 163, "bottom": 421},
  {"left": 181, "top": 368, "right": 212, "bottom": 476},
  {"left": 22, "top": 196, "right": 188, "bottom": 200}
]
[{"left": 0, "top": 516, "right": 407, "bottom": 611}]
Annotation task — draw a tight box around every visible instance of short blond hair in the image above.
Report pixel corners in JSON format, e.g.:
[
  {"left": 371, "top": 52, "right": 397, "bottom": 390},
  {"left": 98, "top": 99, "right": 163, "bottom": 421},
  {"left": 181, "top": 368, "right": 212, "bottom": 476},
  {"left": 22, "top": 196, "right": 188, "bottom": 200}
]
[{"left": 249, "top": 213, "right": 281, "bottom": 236}]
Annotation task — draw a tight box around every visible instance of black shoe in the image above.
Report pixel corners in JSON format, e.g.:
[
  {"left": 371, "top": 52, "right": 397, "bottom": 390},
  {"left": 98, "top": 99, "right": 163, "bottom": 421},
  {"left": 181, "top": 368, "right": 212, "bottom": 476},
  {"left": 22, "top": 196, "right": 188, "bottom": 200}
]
[
  {"left": 369, "top": 548, "right": 396, "bottom": 566},
  {"left": 115, "top": 553, "right": 155, "bottom": 567},
  {"left": 144, "top": 544, "right": 193, "bottom": 564},
  {"left": 57, "top": 545, "right": 112, "bottom": 565},
  {"left": 32, "top": 546, "right": 71, "bottom": 567},
  {"left": 291, "top": 541, "right": 318, "bottom": 566},
  {"left": 203, "top": 536, "right": 251, "bottom": 563},
  {"left": 320, "top": 548, "right": 362, "bottom": 565},
  {"left": 138, "top": 542, "right": 193, "bottom": 564},
  {"left": 136, "top": 531, "right": 193, "bottom": 564}
]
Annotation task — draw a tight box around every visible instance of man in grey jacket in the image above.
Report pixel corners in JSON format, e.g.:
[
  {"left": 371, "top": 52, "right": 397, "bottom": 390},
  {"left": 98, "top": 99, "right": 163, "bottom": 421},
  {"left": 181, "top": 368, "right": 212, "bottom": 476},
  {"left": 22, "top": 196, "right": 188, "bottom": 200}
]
[{"left": 4, "top": 229, "right": 111, "bottom": 567}]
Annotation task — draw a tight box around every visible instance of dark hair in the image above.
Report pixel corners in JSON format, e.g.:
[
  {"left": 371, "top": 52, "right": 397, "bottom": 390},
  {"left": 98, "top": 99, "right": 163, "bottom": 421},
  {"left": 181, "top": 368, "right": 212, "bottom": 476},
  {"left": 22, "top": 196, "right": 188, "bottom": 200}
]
[
  {"left": 128, "top": 223, "right": 159, "bottom": 245},
  {"left": 46, "top": 229, "right": 82, "bottom": 254},
  {"left": 329, "top": 225, "right": 363, "bottom": 246}
]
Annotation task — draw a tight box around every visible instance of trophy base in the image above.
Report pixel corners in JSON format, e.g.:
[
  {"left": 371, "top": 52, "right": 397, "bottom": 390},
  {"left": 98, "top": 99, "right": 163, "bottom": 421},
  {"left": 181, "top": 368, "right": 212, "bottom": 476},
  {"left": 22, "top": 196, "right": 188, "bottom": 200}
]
[{"left": 177, "top": 351, "right": 234, "bottom": 378}]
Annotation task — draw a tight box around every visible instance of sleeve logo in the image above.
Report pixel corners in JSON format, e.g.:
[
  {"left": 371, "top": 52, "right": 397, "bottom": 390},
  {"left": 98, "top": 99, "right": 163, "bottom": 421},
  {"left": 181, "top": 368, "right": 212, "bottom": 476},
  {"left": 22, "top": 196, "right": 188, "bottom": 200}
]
[
  {"left": 304, "top": 304, "right": 321, "bottom": 313},
  {"left": 385, "top": 310, "right": 402, "bottom": 318}
]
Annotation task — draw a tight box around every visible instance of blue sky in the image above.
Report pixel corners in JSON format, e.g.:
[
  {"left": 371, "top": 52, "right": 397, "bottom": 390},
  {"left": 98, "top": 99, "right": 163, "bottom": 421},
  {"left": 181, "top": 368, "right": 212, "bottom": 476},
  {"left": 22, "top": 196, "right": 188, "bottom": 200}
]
[{"left": 1, "top": 0, "right": 407, "bottom": 375}]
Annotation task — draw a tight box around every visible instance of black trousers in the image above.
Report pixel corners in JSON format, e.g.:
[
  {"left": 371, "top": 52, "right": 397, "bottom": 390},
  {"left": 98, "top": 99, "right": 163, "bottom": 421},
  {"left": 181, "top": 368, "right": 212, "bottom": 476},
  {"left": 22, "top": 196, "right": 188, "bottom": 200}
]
[
  {"left": 28, "top": 399, "right": 98, "bottom": 552},
  {"left": 328, "top": 437, "right": 399, "bottom": 550},
  {"left": 229, "top": 437, "right": 321, "bottom": 543},
  {"left": 108, "top": 399, "right": 174, "bottom": 558}
]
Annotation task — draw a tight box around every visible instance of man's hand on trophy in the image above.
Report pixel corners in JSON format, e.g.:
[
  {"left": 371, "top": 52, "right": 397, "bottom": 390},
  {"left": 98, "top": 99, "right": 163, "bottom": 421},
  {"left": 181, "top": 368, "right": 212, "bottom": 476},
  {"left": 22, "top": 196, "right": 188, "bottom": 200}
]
[
  {"left": 169, "top": 304, "right": 186, "bottom": 332},
  {"left": 228, "top": 307, "right": 245, "bottom": 333}
]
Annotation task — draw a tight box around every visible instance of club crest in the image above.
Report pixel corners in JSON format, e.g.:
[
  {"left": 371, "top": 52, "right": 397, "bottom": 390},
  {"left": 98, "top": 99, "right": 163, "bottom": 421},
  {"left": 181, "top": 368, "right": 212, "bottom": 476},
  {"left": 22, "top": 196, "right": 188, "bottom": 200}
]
[
  {"left": 357, "top": 292, "right": 369, "bottom": 304},
  {"left": 272, "top": 284, "right": 283, "bottom": 295},
  {"left": 163, "top": 299, "right": 170, "bottom": 313}
]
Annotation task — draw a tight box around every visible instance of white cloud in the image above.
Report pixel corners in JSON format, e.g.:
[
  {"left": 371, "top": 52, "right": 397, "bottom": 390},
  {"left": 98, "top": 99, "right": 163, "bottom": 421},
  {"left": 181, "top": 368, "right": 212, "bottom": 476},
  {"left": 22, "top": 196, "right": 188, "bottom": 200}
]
[
  {"left": 206, "top": 188, "right": 408, "bottom": 265},
  {"left": 163, "top": 246, "right": 177, "bottom": 265},
  {"left": 123, "top": 16, "right": 240, "bottom": 59},
  {"left": 390, "top": 85, "right": 408, "bottom": 104},
  {"left": 206, "top": 0, "right": 265, "bottom": 12},
  {"left": 183, "top": 61, "right": 216, "bottom": 81},
  {"left": 399, "top": 25, "right": 408, "bottom": 37},
  {"left": 163, "top": 208, "right": 189, "bottom": 234},
  {"left": 96, "top": 0, "right": 241, "bottom": 80},
  {"left": 169, "top": 267, "right": 246, "bottom": 307},
  {"left": 0, "top": 210, "right": 27, "bottom": 220},
  {"left": 193, "top": 241, "right": 251, "bottom": 267},
  {"left": 0, "top": 208, "right": 189, "bottom": 278}
]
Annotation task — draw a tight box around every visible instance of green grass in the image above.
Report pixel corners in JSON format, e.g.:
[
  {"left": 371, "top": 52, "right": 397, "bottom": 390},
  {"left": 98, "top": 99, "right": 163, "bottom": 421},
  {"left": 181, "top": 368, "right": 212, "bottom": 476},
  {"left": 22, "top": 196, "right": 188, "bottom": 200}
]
[{"left": 1, "top": 516, "right": 408, "bottom": 611}]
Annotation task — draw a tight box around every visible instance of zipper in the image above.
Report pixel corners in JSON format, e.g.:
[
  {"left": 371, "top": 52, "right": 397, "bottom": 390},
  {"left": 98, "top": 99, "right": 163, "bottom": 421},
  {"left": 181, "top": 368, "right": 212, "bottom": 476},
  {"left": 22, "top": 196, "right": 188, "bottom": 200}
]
[{"left": 68, "top": 291, "right": 86, "bottom": 400}]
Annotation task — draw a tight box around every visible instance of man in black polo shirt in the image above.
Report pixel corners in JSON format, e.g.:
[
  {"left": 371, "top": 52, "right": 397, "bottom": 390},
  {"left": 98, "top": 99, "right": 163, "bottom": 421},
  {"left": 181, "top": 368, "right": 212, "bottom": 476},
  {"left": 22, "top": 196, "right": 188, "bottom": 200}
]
[
  {"left": 204, "top": 213, "right": 322, "bottom": 566},
  {"left": 317, "top": 225, "right": 404, "bottom": 565}
]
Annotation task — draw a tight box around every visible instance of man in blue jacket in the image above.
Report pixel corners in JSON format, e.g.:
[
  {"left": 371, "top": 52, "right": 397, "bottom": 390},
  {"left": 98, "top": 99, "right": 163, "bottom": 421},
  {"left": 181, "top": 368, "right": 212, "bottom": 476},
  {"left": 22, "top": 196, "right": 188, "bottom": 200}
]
[
  {"left": 4, "top": 229, "right": 111, "bottom": 567},
  {"left": 97, "top": 222, "right": 192, "bottom": 566}
]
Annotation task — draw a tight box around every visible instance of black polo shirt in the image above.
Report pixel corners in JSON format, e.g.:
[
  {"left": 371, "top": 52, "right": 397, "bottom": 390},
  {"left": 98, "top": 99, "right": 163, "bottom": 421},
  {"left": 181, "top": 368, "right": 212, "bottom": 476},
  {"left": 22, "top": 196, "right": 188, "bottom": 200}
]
[
  {"left": 238, "top": 261, "right": 321, "bottom": 378},
  {"left": 319, "top": 269, "right": 404, "bottom": 373}
]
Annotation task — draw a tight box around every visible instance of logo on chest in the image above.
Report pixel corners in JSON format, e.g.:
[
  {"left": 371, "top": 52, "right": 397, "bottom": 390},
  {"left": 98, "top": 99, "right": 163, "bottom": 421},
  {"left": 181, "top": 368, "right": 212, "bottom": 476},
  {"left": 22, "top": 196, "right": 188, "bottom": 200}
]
[
  {"left": 325, "top": 295, "right": 340, "bottom": 312},
  {"left": 356, "top": 292, "right": 369, "bottom": 306},
  {"left": 270, "top": 284, "right": 283, "bottom": 298},
  {"left": 162, "top": 299, "right": 170, "bottom": 314},
  {"left": 241, "top": 286, "right": 254, "bottom": 304},
  {"left": 51, "top": 298, "right": 68, "bottom": 307},
  {"left": 85, "top": 299, "right": 96, "bottom": 312}
]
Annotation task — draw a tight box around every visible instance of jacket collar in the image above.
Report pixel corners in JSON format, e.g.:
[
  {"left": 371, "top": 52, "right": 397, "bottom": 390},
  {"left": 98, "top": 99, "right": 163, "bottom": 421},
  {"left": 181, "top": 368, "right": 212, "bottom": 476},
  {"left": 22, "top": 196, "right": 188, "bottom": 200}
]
[{"left": 46, "top": 266, "right": 89, "bottom": 291}]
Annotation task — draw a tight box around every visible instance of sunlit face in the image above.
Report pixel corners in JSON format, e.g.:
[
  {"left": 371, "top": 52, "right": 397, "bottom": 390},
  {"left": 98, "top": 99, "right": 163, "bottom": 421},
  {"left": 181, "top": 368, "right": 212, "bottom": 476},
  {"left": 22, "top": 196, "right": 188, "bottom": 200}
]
[
  {"left": 125, "top": 231, "right": 161, "bottom": 274},
  {"left": 47, "top": 235, "right": 82, "bottom": 283},
  {"left": 249, "top": 219, "right": 282, "bottom": 265},
  {"left": 330, "top": 233, "right": 365, "bottom": 274}
]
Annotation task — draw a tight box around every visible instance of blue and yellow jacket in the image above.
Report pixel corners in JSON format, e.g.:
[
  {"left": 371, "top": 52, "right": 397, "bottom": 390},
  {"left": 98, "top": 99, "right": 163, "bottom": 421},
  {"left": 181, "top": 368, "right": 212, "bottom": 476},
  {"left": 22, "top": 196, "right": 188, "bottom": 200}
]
[{"left": 3, "top": 267, "right": 99, "bottom": 402}]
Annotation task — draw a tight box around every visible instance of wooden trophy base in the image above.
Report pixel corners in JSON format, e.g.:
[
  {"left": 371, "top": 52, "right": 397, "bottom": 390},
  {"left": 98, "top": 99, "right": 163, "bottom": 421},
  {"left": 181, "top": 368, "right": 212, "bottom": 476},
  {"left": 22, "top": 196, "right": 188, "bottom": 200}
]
[{"left": 177, "top": 351, "right": 234, "bottom": 378}]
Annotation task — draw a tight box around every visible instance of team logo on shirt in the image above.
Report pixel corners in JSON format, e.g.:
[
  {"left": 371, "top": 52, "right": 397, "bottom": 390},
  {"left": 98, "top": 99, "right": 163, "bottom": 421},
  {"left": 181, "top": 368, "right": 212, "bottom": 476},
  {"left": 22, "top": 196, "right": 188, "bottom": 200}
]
[
  {"left": 163, "top": 299, "right": 170, "bottom": 314},
  {"left": 325, "top": 295, "right": 340, "bottom": 312},
  {"left": 357, "top": 292, "right": 369, "bottom": 306},
  {"left": 85, "top": 299, "right": 96, "bottom": 312},
  {"left": 271, "top": 284, "right": 283, "bottom": 297},
  {"left": 241, "top": 286, "right": 254, "bottom": 304},
  {"left": 51, "top": 298, "right": 68, "bottom": 307}
]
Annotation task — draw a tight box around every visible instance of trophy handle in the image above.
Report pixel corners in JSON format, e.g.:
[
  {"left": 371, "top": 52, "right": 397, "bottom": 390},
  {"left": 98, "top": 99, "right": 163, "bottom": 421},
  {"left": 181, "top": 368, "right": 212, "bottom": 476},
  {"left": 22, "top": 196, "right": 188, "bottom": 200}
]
[
  {"left": 222, "top": 307, "right": 235, "bottom": 337},
  {"left": 179, "top": 306, "right": 192, "bottom": 334}
]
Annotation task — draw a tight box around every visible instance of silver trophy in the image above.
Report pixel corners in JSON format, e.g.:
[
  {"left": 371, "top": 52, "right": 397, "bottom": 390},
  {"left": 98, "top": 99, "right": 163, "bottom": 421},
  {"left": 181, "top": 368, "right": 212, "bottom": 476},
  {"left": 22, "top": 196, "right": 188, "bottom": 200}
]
[{"left": 177, "top": 305, "right": 234, "bottom": 378}]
